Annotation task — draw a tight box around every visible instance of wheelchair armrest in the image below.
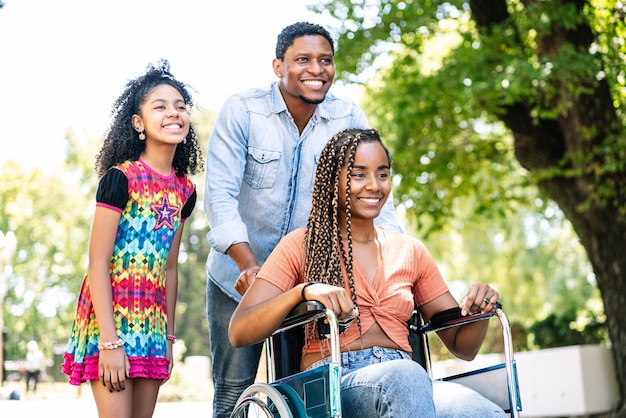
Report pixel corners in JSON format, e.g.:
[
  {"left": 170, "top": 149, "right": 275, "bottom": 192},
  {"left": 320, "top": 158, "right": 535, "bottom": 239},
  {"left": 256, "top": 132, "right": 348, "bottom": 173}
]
[
  {"left": 420, "top": 302, "right": 503, "bottom": 333},
  {"left": 279, "top": 300, "right": 326, "bottom": 329}
]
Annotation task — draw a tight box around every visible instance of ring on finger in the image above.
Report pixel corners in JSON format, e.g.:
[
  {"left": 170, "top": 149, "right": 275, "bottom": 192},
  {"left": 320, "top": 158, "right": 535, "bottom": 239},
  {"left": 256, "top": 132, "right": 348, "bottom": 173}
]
[{"left": 484, "top": 297, "right": 491, "bottom": 304}]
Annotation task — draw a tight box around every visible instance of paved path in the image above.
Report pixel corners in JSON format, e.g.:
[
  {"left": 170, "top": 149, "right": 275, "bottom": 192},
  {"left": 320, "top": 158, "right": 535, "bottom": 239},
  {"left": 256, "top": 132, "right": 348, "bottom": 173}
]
[{"left": 0, "top": 398, "right": 212, "bottom": 417}]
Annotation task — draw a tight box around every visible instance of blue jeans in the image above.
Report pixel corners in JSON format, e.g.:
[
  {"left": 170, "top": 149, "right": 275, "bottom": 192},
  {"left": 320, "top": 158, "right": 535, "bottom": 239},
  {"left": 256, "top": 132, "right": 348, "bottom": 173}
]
[
  {"left": 433, "top": 380, "right": 507, "bottom": 417},
  {"left": 206, "top": 279, "right": 264, "bottom": 418},
  {"left": 308, "top": 347, "right": 507, "bottom": 418},
  {"left": 308, "top": 347, "right": 436, "bottom": 418}
]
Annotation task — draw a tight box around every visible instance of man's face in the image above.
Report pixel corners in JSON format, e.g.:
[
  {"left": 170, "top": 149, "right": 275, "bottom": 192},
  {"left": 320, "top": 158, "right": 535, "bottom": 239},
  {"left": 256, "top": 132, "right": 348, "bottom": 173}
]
[{"left": 273, "top": 35, "right": 335, "bottom": 105}]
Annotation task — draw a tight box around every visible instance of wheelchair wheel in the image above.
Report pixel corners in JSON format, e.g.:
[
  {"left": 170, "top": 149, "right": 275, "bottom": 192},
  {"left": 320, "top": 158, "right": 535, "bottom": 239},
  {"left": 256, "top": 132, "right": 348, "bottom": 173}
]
[{"left": 231, "top": 383, "right": 294, "bottom": 418}]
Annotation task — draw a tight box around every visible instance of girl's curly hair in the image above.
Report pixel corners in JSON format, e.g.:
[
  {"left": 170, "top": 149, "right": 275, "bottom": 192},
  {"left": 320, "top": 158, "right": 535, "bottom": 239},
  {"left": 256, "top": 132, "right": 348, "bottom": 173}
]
[{"left": 95, "top": 58, "right": 204, "bottom": 177}]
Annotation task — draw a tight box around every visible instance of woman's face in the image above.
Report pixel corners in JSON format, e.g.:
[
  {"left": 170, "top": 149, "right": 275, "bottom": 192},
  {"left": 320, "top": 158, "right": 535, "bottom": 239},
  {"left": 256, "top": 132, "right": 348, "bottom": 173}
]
[{"left": 338, "top": 141, "right": 391, "bottom": 221}]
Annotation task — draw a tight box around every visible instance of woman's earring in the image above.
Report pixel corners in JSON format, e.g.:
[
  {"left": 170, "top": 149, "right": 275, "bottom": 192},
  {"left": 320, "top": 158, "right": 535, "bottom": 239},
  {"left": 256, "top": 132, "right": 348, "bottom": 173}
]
[
  {"left": 139, "top": 131, "right": 146, "bottom": 141},
  {"left": 183, "top": 137, "right": 187, "bottom": 144}
]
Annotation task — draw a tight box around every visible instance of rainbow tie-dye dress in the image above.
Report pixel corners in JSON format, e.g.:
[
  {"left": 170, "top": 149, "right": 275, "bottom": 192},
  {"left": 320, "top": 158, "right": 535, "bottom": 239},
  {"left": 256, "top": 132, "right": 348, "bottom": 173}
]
[{"left": 62, "top": 159, "right": 196, "bottom": 385}]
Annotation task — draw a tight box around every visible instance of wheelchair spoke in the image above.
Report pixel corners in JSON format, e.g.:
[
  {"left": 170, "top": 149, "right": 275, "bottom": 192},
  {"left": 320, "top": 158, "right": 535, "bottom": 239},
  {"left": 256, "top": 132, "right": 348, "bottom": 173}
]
[
  {"left": 231, "top": 383, "right": 294, "bottom": 418},
  {"left": 231, "top": 397, "right": 274, "bottom": 418}
]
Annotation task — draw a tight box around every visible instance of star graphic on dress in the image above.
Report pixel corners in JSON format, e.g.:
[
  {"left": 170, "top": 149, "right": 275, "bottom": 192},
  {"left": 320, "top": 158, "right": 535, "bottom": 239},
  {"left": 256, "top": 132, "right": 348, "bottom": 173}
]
[{"left": 151, "top": 195, "right": 179, "bottom": 230}]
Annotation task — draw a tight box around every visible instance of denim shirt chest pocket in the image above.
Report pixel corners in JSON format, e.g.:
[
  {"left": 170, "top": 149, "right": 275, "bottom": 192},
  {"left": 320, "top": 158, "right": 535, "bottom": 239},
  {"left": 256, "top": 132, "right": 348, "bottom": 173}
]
[{"left": 245, "top": 146, "right": 282, "bottom": 189}]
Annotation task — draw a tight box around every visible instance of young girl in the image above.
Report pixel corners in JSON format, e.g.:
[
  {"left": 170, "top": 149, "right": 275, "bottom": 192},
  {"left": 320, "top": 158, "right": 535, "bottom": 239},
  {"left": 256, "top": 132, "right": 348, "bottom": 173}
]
[
  {"left": 62, "top": 59, "right": 203, "bottom": 418},
  {"left": 228, "top": 128, "right": 506, "bottom": 417}
]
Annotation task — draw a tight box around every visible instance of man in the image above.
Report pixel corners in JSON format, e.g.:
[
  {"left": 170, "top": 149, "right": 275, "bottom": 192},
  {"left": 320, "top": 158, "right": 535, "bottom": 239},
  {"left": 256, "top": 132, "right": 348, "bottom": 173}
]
[{"left": 203, "top": 22, "right": 400, "bottom": 418}]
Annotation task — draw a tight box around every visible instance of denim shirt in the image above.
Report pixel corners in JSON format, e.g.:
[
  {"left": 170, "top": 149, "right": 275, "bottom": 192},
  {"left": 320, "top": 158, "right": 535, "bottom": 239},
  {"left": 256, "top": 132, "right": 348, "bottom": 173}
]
[{"left": 204, "top": 82, "right": 401, "bottom": 301}]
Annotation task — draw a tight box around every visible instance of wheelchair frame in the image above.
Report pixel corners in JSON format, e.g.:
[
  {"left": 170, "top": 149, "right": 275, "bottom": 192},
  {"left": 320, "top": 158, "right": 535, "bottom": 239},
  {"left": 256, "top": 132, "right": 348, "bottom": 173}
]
[
  {"left": 231, "top": 301, "right": 343, "bottom": 418},
  {"left": 410, "top": 303, "right": 523, "bottom": 417},
  {"left": 230, "top": 301, "right": 522, "bottom": 418}
]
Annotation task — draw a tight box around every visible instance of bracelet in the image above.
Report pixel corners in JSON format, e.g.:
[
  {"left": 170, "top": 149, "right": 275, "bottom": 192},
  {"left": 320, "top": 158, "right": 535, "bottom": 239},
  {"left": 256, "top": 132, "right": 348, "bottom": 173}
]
[
  {"left": 167, "top": 335, "right": 177, "bottom": 344},
  {"left": 98, "top": 339, "right": 123, "bottom": 351},
  {"left": 301, "top": 281, "right": 320, "bottom": 301}
]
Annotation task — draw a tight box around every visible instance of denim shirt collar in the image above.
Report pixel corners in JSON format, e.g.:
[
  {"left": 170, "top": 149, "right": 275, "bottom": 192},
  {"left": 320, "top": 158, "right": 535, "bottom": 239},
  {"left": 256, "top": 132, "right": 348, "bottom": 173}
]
[{"left": 271, "top": 82, "right": 326, "bottom": 125}]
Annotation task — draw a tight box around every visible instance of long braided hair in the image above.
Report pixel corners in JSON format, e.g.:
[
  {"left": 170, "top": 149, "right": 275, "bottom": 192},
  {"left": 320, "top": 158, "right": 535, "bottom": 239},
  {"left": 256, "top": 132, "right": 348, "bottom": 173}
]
[{"left": 303, "top": 128, "right": 391, "bottom": 338}]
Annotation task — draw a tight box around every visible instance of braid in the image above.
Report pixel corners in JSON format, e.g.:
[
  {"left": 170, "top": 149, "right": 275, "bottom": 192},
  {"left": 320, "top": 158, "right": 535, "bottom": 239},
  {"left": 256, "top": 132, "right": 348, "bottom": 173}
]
[
  {"left": 303, "top": 136, "right": 343, "bottom": 286},
  {"left": 339, "top": 142, "right": 362, "bottom": 335},
  {"left": 302, "top": 132, "right": 345, "bottom": 353},
  {"left": 304, "top": 128, "right": 388, "bottom": 340},
  {"left": 303, "top": 129, "right": 389, "bottom": 346}
]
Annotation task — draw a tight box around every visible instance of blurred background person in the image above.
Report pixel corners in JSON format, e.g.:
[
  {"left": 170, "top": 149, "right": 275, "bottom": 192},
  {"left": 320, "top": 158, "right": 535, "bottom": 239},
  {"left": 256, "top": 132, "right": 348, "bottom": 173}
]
[{"left": 25, "top": 340, "right": 45, "bottom": 395}]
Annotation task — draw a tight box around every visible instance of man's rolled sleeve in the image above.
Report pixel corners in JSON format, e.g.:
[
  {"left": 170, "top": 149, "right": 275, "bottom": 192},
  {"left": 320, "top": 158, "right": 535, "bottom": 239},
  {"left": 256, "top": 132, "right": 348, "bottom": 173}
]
[
  {"left": 207, "top": 220, "right": 249, "bottom": 254},
  {"left": 204, "top": 95, "right": 251, "bottom": 254}
]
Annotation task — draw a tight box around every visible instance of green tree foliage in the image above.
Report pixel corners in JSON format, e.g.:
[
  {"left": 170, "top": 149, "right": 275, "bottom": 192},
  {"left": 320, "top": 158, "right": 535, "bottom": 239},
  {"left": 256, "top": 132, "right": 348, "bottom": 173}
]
[
  {"left": 313, "top": 0, "right": 626, "bottom": 411},
  {"left": 0, "top": 150, "right": 93, "bottom": 369},
  {"left": 175, "top": 210, "right": 211, "bottom": 358},
  {"left": 424, "top": 198, "right": 606, "bottom": 359},
  {"left": 173, "top": 109, "right": 215, "bottom": 357},
  {"left": 529, "top": 307, "right": 608, "bottom": 349}
]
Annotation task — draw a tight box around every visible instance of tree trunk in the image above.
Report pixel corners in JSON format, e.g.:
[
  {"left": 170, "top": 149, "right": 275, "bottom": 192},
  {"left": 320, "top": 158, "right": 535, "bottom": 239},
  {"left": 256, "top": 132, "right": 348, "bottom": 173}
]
[{"left": 471, "top": 0, "right": 626, "bottom": 415}]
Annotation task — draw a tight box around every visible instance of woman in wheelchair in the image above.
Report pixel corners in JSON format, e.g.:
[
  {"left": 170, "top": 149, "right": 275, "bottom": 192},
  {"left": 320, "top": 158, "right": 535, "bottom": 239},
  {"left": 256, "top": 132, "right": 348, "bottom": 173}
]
[{"left": 229, "top": 128, "right": 506, "bottom": 417}]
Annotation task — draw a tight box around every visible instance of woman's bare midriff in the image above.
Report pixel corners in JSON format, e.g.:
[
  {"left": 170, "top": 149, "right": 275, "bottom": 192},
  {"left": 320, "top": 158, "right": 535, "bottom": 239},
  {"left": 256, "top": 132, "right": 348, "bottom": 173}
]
[{"left": 299, "top": 322, "right": 404, "bottom": 370}]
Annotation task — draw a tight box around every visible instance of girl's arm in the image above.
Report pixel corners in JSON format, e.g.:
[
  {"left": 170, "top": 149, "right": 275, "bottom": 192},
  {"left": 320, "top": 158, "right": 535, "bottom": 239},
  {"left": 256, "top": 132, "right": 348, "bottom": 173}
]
[
  {"left": 87, "top": 206, "right": 129, "bottom": 391},
  {"left": 165, "top": 223, "right": 184, "bottom": 374},
  {"left": 419, "top": 285, "right": 497, "bottom": 361}
]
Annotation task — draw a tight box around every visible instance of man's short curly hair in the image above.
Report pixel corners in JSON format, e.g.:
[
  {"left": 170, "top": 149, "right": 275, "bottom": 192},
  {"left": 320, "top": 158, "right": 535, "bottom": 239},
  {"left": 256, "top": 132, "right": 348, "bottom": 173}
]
[{"left": 275, "top": 21, "right": 334, "bottom": 60}]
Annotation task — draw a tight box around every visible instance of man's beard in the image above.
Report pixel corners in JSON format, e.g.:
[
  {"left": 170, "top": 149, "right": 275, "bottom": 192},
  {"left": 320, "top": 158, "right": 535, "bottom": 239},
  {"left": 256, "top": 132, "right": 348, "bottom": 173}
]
[{"left": 299, "top": 95, "right": 325, "bottom": 105}]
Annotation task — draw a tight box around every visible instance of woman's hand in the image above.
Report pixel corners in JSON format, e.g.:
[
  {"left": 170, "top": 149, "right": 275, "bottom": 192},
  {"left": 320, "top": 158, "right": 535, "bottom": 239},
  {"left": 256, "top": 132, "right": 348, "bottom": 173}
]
[
  {"left": 302, "top": 282, "right": 358, "bottom": 321},
  {"left": 460, "top": 283, "right": 499, "bottom": 316},
  {"left": 421, "top": 286, "right": 496, "bottom": 361},
  {"left": 98, "top": 348, "right": 130, "bottom": 392}
]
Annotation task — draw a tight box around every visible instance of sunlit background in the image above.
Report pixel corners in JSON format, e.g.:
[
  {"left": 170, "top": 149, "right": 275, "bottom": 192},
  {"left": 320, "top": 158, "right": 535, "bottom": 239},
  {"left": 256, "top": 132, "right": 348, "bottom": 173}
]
[
  {"left": 0, "top": 0, "right": 355, "bottom": 168},
  {"left": 1, "top": 1, "right": 621, "bottom": 416}
]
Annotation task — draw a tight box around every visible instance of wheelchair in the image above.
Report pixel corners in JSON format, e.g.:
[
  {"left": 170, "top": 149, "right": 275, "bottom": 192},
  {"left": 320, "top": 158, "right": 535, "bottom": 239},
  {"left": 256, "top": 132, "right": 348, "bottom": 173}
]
[
  {"left": 230, "top": 300, "right": 522, "bottom": 418},
  {"left": 230, "top": 301, "right": 343, "bottom": 418},
  {"left": 409, "top": 303, "right": 522, "bottom": 417}
]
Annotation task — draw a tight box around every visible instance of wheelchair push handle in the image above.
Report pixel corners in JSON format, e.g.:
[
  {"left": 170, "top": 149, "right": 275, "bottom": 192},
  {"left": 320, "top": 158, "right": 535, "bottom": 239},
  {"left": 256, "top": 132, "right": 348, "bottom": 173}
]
[{"left": 278, "top": 300, "right": 354, "bottom": 337}]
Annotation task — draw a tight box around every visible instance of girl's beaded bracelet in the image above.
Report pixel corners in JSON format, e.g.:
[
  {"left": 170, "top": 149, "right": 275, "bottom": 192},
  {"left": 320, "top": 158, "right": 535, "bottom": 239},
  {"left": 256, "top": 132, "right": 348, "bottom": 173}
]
[
  {"left": 98, "top": 339, "right": 123, "bottom": 350},
  {"left": 167, "top": 335, "right": 177, "bottom": 344}
]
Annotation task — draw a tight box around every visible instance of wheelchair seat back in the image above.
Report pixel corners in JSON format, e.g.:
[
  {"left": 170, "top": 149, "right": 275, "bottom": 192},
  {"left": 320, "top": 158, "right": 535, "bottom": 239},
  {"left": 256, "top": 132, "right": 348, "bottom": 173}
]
[{"left": 271, "top": 328, "right": 305, "bottom": 379}]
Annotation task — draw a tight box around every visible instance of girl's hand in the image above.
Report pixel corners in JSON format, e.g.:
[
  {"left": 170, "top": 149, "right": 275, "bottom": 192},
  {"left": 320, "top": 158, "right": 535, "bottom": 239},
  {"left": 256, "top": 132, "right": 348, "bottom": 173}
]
[
  {"left": 459, "top": 283, "right": 499, "bottom": 316},
  {"left": 162, "top": 342, "right": 175, "bottom": 385},
  {"left": 98, "top": 348, "right": 130, "bottom": 392}
]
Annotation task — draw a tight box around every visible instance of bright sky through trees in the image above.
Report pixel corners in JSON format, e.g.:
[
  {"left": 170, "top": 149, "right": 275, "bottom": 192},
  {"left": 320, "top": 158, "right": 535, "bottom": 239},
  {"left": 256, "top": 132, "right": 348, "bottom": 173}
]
[{"left": 0, "top": 0, "right": 352, "bottom": 168}]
